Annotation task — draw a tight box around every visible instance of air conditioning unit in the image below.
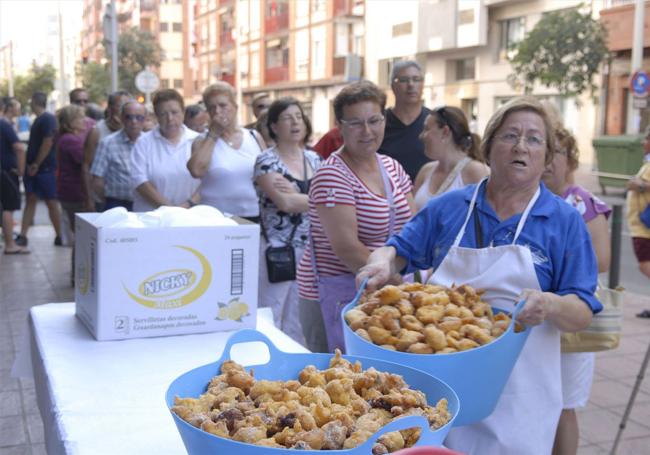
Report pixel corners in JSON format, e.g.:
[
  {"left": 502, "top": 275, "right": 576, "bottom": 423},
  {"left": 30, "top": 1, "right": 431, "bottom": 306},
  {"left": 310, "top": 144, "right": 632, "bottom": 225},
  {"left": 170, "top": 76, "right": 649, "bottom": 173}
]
[{"left": 344, "top": 54, "right": 362, "bottom": 81}]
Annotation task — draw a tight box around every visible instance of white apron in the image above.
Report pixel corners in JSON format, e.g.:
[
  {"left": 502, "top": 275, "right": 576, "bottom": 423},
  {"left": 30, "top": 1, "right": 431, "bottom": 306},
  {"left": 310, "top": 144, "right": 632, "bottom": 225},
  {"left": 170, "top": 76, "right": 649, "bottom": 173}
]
[{"left": 437, "top": 180, "right": 562, "bottom": 455}]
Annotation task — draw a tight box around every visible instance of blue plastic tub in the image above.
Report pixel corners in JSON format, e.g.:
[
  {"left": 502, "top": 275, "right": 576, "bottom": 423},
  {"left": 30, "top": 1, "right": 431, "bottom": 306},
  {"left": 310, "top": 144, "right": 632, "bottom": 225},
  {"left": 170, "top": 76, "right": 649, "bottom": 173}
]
[
  {"left": 166, "top": 329, "right": 460, "bottom": 454},
  {"left": 342, "top": 283, "right": 531, "bottom": 427}
]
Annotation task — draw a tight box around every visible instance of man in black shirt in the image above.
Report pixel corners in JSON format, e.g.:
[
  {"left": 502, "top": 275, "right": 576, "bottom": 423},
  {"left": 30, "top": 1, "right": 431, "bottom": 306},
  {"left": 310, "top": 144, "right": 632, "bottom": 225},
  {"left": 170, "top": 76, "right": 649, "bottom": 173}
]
[
  {"left": 378, "top": 60, "right": 431, "bottom": 182},
  {"left": 16, "top": 91, "right": 62, "bottom": 247}
]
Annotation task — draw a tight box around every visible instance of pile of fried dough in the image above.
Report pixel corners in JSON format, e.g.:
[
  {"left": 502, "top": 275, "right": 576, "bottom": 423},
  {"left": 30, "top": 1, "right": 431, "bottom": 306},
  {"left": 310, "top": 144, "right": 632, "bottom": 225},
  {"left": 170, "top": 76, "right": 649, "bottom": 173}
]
[
  {"left": 172, "top": 350, "right": 451, "bottom": 452},
  {"left": 345, "top": 283, "right": 516, "bottom": 354}
]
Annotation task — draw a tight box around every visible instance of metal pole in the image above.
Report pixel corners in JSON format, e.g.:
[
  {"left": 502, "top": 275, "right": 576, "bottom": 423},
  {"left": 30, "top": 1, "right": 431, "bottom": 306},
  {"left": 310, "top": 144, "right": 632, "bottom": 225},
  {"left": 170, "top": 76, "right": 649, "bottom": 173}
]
[
  {"left": 58, "top": 1, "right": 66, "bottom": 107},
  {"left": 625, "top": 0, "right": 645, "bottom": 134},
  {"left": 610, "top": 339, "right": 650, "bottom": 454},
  {"left": 609, "top": 204, "right": 623, "bottom": 289},
  {"left": 235, "top": 0, "right": 243, "bottom": 125},
  {"left": 110, "top": 0, "right": 118, "bottom": 92},
  {"left": 7, "top": 40, "right": 14, "bottom": 97}
]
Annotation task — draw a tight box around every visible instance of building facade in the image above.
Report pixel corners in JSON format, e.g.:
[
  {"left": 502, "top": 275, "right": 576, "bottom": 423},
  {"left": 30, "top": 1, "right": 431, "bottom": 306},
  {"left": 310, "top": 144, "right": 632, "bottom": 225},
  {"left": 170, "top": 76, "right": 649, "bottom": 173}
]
[
  {"left": 365, "top": 0, "right": 610, "bottom": 166},
  {"left": 190, "top": 0, "right": 365, "bottom": 134},
  {"left": 80, "top": 0, "right": 189, "bottom": 98},
  {"left": 600, "top": 0, "right": 650, "bottom": 135}
]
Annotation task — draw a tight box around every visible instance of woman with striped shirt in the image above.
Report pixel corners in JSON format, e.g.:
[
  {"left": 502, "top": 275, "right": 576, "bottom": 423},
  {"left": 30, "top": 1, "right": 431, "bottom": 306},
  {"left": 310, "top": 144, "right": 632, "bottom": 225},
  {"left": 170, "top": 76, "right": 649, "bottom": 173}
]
[{"left": 296, "top": 81, "right": 415, "bottom": 352}]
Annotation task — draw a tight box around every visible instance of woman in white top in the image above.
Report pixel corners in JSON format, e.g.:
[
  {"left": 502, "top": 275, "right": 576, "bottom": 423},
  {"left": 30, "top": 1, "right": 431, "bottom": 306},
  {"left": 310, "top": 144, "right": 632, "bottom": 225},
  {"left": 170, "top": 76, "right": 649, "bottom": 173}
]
[
  {"left": 253, "top": 97, "right": 321, "bottom": 344},
  {"left": 131, "top": 89, "right": 200, "bottom": 211},
  {"left": 188, "top": 82, "right": 265, "bottom": 221},
  {"left": 413, "top": 106, "right": 488, "bottom": 211}
]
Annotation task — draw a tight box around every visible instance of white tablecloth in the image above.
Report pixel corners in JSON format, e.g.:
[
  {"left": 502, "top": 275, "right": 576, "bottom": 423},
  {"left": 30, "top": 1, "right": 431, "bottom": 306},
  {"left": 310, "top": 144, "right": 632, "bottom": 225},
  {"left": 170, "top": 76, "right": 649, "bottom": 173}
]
[{"left": 14, "top": 304, "right": 308, "bottom": 455}]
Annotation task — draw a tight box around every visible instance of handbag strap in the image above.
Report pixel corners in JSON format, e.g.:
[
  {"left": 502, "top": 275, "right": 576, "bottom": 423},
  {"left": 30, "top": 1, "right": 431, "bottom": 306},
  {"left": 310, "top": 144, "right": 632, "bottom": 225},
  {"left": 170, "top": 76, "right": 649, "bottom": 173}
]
[{"left": 377, "top": 154, "right": 396, "bottom": 239}]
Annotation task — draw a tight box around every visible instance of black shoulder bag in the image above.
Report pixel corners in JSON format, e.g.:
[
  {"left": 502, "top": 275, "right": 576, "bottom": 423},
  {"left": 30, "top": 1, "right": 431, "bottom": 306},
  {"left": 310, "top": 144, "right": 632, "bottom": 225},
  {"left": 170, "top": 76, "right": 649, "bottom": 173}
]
[{"left": 261, "top": 153, "right": 308, "bottom": 283}]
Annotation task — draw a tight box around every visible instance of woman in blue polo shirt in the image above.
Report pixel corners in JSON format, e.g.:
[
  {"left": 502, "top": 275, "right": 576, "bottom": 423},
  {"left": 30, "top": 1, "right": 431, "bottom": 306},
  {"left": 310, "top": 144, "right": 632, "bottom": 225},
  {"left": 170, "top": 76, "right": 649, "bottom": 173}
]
[{"left": 357, "top": 97, "right": 601, "bottom": 455}]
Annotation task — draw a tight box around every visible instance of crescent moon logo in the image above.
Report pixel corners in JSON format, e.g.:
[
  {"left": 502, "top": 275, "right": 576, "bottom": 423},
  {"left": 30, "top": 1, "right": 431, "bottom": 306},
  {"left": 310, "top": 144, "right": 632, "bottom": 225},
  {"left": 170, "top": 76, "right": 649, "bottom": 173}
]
[
  {"left": 123, "top": 246, "right": 212, "bottom": 309},
  {"left": 77, "top": 256, "right": 90, "bottom": 295}
]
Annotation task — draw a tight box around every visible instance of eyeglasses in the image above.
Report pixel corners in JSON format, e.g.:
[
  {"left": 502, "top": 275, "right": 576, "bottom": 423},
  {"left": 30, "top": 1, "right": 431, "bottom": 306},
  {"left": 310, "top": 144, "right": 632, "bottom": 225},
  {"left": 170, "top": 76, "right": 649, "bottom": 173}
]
[
  {"left": 554, "top": 148, "right": 568, "bottom": 156},
  {"left": 256, "top": 104, "right": 270, "bottom": 110},
  {"left": 496, "top": 132, "right": 546, "bottom": 149},
  {"left": 393, "top": 76, "right": 424, "bottom": 84},
  {"left": 72, "top": 99, "right": 89, "bottom": 105},
  {"left": 124, "top": 114, "right": 145, "bottom": 122},
  {"left": 339, "top": 115, "right": 385, "bottom": 131}
]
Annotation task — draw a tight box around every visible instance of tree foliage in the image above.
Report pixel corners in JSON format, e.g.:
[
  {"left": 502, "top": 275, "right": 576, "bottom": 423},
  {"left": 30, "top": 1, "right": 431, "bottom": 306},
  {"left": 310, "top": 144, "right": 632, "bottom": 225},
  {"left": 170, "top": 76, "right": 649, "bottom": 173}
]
[
  {"left": 77, "top": 27, "right": 162, "bottom": 102},
  {"left": 78, "top": 62, "right": 111, "bottom": 103},
  {"left": 507, "top": 6, "right": 609, "bottom": 100},
  {"left": 112, "top": 27, "right": 162, "bottom": 95},
  {"left": 0, "top": 62, "right": 57, "bottom": 107}
]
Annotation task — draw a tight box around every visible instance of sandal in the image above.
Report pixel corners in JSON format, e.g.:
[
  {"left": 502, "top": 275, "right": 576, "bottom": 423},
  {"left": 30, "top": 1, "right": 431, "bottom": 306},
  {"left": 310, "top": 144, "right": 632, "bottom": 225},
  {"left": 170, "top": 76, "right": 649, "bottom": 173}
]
[
  {"left": 636, "top": 309, "right": 650, "bottom": 319},
  {"left": 4, "top": 248, "right": 30, "bottom": 255}
]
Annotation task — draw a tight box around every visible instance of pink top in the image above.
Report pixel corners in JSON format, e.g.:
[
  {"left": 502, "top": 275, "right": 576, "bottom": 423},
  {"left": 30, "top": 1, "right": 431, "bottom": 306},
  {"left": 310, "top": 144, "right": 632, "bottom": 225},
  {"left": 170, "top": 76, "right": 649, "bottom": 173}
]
[{"left": 297, "top": 152, "right": 413, "bottom": 299}]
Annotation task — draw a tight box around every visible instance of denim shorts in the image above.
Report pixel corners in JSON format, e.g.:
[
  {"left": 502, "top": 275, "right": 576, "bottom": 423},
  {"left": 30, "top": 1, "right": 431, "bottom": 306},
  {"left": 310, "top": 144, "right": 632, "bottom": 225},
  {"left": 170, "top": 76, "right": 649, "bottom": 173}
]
[{"left": 23, "top": 170, "right": 57, "bottom": 200}]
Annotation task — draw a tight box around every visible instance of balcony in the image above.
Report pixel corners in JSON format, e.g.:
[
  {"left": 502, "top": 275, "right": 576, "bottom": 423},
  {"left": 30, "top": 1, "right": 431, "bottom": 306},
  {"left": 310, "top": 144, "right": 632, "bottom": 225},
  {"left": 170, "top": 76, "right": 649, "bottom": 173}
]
[
  {"left": 220, "top": 31, "right": 234, "bottom": 46},
  {"left": 265, "top": 66, "right": 289, "bottom": 84},
  {"left": 334, "top": 0, "right": 364, "bottom": 17},
  {"left": 333, "top": 54, "right": 363, "bottom": 80},
  {"left": 220, "top": 73, "right": 236, "bottom": 87},
  {"left": 600, "top": 2, "right": 650, "bottom": 52},
  {"left": 265, "top": 13, "right": 289, "bottom": 33}
]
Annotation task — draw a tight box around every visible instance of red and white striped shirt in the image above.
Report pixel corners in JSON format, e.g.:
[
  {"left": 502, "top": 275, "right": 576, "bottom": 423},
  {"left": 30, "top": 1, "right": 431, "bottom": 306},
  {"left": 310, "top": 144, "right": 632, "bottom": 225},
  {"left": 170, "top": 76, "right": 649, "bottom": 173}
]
[{"left": 297, "top": 152, "right": 413, "bottom": 299}]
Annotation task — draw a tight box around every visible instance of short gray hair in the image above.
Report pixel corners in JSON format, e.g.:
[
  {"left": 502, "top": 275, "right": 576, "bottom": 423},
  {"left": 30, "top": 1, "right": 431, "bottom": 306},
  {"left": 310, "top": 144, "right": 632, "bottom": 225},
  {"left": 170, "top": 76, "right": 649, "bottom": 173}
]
[
  {"left": 120, "top": 100, "right": 145, "bottom": 116},
  {"left": 390, "top": 60, "right": 422, "bottom": 83}
]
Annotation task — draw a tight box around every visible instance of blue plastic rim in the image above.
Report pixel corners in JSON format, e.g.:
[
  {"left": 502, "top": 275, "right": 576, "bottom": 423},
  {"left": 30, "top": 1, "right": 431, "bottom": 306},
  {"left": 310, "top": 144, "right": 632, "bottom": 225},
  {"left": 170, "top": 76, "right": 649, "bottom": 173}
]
[
  {"left": 342, "top": 284, "right": 532, "bottom": 427},
  {"left": 166, "top": 329, "right": 460, "bottom": 455}
]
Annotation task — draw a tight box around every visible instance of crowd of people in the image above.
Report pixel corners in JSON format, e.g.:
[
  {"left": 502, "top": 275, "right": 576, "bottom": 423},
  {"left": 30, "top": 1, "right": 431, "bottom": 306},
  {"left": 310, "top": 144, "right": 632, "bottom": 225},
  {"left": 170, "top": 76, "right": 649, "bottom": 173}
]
[{"left": 0, "top": 59, "right": 649, "bottom": 455}]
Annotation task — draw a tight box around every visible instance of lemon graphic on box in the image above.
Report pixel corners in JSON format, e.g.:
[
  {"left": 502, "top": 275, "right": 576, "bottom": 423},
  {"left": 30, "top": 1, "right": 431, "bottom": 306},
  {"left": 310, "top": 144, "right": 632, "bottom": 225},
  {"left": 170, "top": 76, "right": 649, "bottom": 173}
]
[{"left": 216, "top": 297, "right": 250, "bottom": 322}]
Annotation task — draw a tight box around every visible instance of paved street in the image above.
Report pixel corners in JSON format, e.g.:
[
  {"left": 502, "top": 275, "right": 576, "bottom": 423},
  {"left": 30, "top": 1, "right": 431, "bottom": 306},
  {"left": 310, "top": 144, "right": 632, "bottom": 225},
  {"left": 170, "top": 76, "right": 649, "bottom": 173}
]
[{"left": 1, "top": 168, "right": 649, "bottom": 454}]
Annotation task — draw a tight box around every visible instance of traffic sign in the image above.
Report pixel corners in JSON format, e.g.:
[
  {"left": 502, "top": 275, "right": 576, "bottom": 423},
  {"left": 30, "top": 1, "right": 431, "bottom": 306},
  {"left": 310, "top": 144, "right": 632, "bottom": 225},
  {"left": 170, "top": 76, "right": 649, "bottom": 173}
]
[
  {"left": 630, "top": 70, "right": 650, "bottom": 98},
  {"left": 135, "top": 70, "right": 160, "bottom": 94}
]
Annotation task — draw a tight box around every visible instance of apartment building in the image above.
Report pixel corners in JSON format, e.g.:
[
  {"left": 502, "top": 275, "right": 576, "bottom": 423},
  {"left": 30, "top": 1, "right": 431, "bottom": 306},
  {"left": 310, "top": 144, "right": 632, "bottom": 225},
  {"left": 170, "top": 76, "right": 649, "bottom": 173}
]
[
  {"left": 80, "top": 0, "right": 188, "bottom": 98},
  {"left": 190, "top": 0, "right": 365, "bottom": 134},
  {"left": 365, "top": 0, "right": 606, "bottom": 166}
]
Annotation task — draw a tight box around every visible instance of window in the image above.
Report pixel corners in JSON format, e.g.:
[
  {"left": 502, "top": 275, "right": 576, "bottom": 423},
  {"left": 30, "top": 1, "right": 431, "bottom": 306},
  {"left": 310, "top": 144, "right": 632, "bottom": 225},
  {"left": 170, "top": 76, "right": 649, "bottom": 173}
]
[
  {"left": 392, "top": 22, "right": 412, "bottom": 38},
  {"left": 266, "top": 37, "right": 289, "bottom": 68},
  {"left": 312, "top": 0, "right": 326, "bottom": 13},
  {"left": 160, "top": 22, "right": 169, "bottom": 32},
  {"left": 172, "top": 22, "right": 182, "bottom": 33},
  {"left": 161, "top": 79, "right": 171, "bottom": 89},
  {"left": 266, "top": 0, "right": 289, "bottom": 17},
  {"left": 498, "top": 17, "right": 525, "bottom": 61},
  {"left": 455, "top": 58, "right": 475, "bottom": 81},
  {"left": 459, "top": 9, "right": 474, "bottom": 25},
  {"left": 174, "top": 79, "right": 183, "bottom": 89}
]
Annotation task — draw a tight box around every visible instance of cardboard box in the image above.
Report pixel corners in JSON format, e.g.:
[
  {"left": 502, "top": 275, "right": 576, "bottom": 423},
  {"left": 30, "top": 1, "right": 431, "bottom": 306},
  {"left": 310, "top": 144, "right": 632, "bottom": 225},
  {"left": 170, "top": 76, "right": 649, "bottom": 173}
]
[{"left": 74, "top": 213, "right": 259, "bottom": 341}]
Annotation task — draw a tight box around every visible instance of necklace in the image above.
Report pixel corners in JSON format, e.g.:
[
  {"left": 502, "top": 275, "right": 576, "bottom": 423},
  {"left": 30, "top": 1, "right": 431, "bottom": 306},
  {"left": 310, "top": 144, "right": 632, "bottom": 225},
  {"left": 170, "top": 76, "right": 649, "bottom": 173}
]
[{"left": 223, "top": 130, "right": 239, "bottom": 148}]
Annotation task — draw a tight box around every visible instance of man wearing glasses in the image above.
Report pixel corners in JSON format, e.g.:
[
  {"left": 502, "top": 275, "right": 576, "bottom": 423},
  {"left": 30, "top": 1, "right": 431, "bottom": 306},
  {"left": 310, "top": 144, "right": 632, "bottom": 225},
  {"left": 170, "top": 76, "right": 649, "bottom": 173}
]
[
  {"left": 90, "top": 101, "right": 146, "bottom": 211},
  {"left": 378, "top": 60, "right": 431, "bottom": 182}
]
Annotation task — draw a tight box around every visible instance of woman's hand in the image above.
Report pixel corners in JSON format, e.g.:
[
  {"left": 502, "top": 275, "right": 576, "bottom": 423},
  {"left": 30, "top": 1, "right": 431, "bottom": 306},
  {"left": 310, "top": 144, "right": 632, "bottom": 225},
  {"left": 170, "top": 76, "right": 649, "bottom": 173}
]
[
  {"left": 355, "top": 246, "right": 406, "bottom": 292},
  {"left": 516, "top": 289, "right": 552, "bottom": 326},
  {"left": 626, "top": 177, "right": 647, "bottom": 192},
  {"left": 208, "top": 114, "right": 228, "bottom": 138},
  {"left": 356, "top": 262, "right": 392, "bottom": 292}
]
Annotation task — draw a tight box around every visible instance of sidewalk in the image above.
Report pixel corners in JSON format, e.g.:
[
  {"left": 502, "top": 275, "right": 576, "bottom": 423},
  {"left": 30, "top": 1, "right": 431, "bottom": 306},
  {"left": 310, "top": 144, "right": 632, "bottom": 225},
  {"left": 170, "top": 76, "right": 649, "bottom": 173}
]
[{"left": 1, "top": 219, "right": 650, "bottom": 455}]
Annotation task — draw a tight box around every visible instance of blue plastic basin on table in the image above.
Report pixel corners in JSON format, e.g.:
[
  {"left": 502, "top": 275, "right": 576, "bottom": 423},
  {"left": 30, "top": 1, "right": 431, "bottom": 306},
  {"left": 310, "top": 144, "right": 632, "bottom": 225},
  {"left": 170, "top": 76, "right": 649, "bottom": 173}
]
[
  {"left": 342, "top": 283, "right": 531, "bottom": 427},
  {"left": 166, "top": 329, "right": 460, "bottom": 454}
]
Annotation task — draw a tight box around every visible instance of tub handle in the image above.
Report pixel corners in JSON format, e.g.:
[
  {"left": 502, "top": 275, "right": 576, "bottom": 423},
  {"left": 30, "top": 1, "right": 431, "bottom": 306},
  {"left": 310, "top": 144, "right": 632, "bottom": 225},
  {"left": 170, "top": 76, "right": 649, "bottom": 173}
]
[
  {"left": 508, "top": 299, "right": 531, "bottom": 335},
  {"left": 356, "top": 415, "right": 436, "bottom": 451},
  {"left": 219, "top": 328, "right": 283, "bottom": 365}
]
